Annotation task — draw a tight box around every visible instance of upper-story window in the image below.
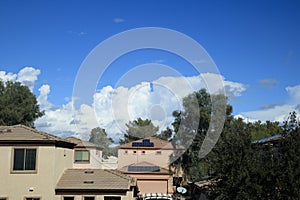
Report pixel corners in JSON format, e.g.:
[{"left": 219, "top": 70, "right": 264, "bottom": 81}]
[
  {"left": 13, "top": 148, "right": 37, "bottom": 171},
  {"left": 75, "top": 150, "right": 90, "bottom": 163}
]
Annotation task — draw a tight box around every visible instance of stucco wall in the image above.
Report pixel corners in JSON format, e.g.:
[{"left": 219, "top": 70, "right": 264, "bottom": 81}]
[
  {"left": 117, "top": 149, "right": 174, "bottom": 169},
  {"left": 0, "top": 145, "right": 73, "bottom": 199}
]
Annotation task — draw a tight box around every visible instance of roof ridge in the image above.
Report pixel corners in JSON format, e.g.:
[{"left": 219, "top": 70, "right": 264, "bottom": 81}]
[{"left": 13, "top": 124, "right": 68, "bottom": 142}]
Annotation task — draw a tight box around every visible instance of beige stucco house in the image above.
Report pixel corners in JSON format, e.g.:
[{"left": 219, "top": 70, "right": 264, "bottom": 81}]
[
  {"left": 0, "top": 125, "right": 75, "bottom": 200},
  {"left": 118, "top": 137, "right": 184, "bottom": 195},
  {"left": 66, "top": 136, "right": 103, "bottom": 169},
  {"left": 118, "top": 137, "right": 179, "bottom": 169},
  {"left": 0, "top": 125, "right": 137, "bottom": 200}
]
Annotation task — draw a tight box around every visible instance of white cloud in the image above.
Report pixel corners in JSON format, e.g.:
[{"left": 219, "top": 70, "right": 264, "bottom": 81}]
[
  {"left": 113, "top": 18, "right": 125, "bottom": 23},
  {"left": 0, "top": 71, "right": 17, "bottom": 82},
  {"left": 17, "top": 67, "right": 40, "bottom": 91},
  {"left": 0, "top": 66, "right": 40, "bottom": 91},
  {"left": 0, "top": 67, "right": 249, "bottom": 142},
  {"left": 37, "top": 84, "right": 52, "bottom": 110},
  {"left": 286, "top": 85, "right": 300, "bottom": 103},
  {"left": 236, "top": 84, "right": 300, "bottom": 123},
  {"left": 35, "top": 73, "right": 247, "bottom": 142}
]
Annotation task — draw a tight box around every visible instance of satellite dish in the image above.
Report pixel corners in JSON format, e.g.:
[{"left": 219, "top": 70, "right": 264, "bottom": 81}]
[{"left": 177, "top": 186, "right": 187, "bottom": 194}]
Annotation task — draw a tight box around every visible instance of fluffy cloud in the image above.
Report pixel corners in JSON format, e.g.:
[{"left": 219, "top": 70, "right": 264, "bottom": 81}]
[
  {"left": 0, "top": 66, "right": 40, "bottom": 91},
  {"left": 35, "top": 73, "right": 247, "bottom": 142},
  {"left": 236, "top": 84, "right": 300, "bottom": 123},
  {"left": 0, "top": 71, "right": 17, "bottom": 82},
  {"left": 286, "top": 85, "right": 300, "bottom": 103},
  {"left": 17, "top": 67, "right": 40, "bottom": 91},
  {"left": 37, "top": 84, "right": 52, "bottom": 110}
]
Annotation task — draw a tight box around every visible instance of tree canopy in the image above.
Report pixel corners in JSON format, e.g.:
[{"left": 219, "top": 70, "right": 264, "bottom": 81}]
[
  {"left": 0, "top": 80, "right": 44, "bottom": 127},
  {"left": 89, "top": 127, "right": 115, "bottom": 158},
  {"left": 170, "top": 89, "right": 232, "bottom": 181},
  {"left": 119, "top": 117, "right": 159, "bottom": 144}
]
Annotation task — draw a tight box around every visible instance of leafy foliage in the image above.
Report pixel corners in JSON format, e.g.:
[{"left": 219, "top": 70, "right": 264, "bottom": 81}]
[
  {"left": 170, "top": 89, "right": 232, "bottom": 182},
  {"left": 249, "top": 120, "right": 283, "bottom": 141},
  {"left": 89, "top": 127, "right": 115, "bottom": 158},
  {"left": 119, "top": 117, "right": 159, "bottom": 144},
  {"left": 207, "top": 112, "right": 300, "bottom": 199},
  {"left": 0, "top": 80, "right": 44, "bottom": 127}
]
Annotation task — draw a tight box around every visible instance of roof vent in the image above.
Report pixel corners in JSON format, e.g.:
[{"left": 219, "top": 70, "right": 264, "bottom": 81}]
[
  {"left": 84, "top": 170, "right": 94, "bottom": 174},
  {"left": 83, "top": 181, "right": 94, "bottom": 184}
]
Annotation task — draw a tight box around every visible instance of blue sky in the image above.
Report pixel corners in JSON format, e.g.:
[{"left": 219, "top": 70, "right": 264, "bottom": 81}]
[{"left": 0, "top": 0, "right": 299, "bottom": 140}]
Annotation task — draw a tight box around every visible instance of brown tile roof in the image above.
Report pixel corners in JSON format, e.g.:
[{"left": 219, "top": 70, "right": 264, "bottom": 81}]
[
  {"left": 0, "top": 125, "right": 75, "bottom": 148},
  {"left": 65, "top": 136, "right": 102, "bottom": 149},
  {"left": 118, "top": 137, "right": 180, "bottom": 150},
  {"left": 56, "top": 169, "right": 136, "bottom": 192},
  {"left": 119, "top": 161, "right": 170, "bottom": 175}
]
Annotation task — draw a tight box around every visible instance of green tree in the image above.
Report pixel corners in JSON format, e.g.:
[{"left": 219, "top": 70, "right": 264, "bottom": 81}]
[
  {"left": 170, "top": 89, "right": 231, "bottom": 182},
  {"left": 209, "top": 118, "right": 263, "bottom": 199},
  {"left": 119, "top": 117, "right": 159, "bottom": 144},
  {"left": 157, "top": 126, "right": 173, "bottom": 141},
  {"left": 0, "top": 80, "right": 44, "bottom": 127},
  {"left": 249, "top": 120, "right": 283, "bottom": 141},
  {"left": 277, "top": 111, "right": 300, "bottom": 199},
  {"left": 89, "top": 127, "right": 114, "bottom": 158}
]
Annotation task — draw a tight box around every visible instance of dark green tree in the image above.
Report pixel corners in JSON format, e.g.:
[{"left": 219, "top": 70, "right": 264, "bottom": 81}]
[
  {"left": 276, "top": 111, "right": 300, "bottom": 199},
  {"left": 249, "top": 120, "right": 283, "bottom": 141},
  {"left": 0, "top": 80, "right": 44, "bottom": 127},
  {"left": 170, "top": 89, "right": 231, "bottom": 182},
  {"left": 209, "top": 118, "right": 263, "bottom": 199},
  {"left": 157, "top": 126, "right": 173, "bottom": 141},
  {"left": 119, "top": 117, "right": 159, "bottom": 144},
  {"left": 89, "top": 127, "right": 114, "bottom": 158}
]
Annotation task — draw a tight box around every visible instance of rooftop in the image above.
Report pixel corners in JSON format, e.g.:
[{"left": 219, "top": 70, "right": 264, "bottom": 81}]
[
  {"left": 118, "top": 137, "right": 183, "bottom": 150},
  {"left": 56, "top": 169, "right": 136, "bottom": 192},
  {"left": 65, "top": 136, "right": 102, "bottom": 149},
  {"left": 0, "top": 124, "right": 75, "bottom": 148}
]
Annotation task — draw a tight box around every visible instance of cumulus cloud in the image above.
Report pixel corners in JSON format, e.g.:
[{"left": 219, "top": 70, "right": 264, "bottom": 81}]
[
  {"left": 0, "top": 71, "right": 17, "bottom": 82},
  {"left": 37, "top": 84, "right": 53, "bottom": 110},
  {"left": 236, "top": 84, "right": 300, "bottom": 123},
  {"left": 0, "top": 66, "right": 40, "bottom": 91},
  {"left": 35, "top": 73, "right": 247, "bottom": 142},
  {"left": 17, "top": 67, "right": 40, "bottom": 91}
]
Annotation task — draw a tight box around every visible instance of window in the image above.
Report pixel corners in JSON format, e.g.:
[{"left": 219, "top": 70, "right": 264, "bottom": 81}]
[
  {"left": 104, "top": 196, "right": 121, "bottom": 200},
  {"left": 84, "top": 197, "right": 95, "bottom": 200},
  {"left": 124, "top": 150, "right": 128, "bottom": 154},
  {"left": 133, "top": 150, "right": 137, "bottom": 154},
  {"left": 156, "top": 151, "right": 162, "bottom": 155},
  {"left": 141, "top": 150, "right": 146, "bottom": 154},
  {"left": 25, "top": 198, "right": 40, "bottom": 200},
  {"left": 63, "top": 197, "right": 74, "bottom": 200},
  {"left": 13, "top": 148, "right": 36, "bottom": 171},
  {"left": 75, "top": 150, "right": 90, "bottom": 162}
]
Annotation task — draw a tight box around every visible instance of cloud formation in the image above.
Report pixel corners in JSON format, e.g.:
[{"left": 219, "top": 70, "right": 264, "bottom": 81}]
[
  {"left": 35, "top": 72, "right": 247, "bottom": 142},
  {"left": 6, "top": 67, "right": 300, "bottom": 143},
  {"left": 0, "top": 66, "right": 40, "bottom": 91},
  {"left": 237, "top": 84, "right": 300, "bottom": 123},
  {"left": 113, "top": 18, "right": 125, "bottom": 23}
]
